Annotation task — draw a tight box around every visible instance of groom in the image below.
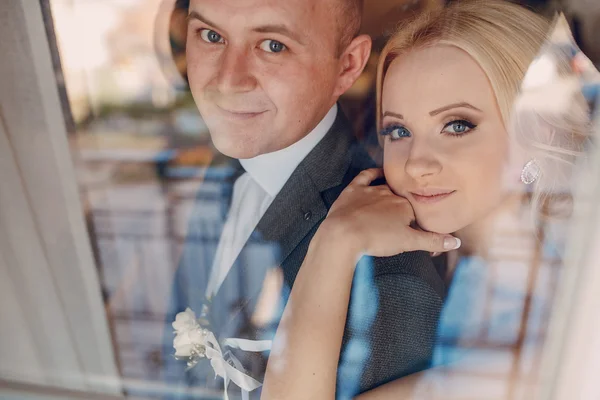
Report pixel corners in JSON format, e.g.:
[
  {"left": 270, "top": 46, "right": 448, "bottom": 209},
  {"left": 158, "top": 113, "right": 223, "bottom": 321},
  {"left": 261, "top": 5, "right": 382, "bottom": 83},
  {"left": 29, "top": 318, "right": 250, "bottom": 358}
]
[{"left": 163, "top": 0, "right": 446, "bottom": 398}]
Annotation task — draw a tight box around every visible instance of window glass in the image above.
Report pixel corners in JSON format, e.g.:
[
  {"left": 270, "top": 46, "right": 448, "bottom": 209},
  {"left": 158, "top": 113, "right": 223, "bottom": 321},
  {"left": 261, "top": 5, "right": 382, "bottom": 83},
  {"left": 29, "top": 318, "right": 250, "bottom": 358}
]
[{"left": 3, "top": 0, "right": 599, "bottom": 399}]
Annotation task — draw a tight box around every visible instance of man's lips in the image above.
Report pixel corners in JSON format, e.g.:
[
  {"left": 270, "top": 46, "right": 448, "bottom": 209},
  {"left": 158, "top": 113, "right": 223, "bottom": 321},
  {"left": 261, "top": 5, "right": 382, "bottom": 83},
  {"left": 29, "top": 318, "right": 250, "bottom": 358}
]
[
  {"left": 409, "top": 189, "right": 456, "bottom": 204},
  {"left": 217, "top": 105, "right": 267, "bottom": 119}
]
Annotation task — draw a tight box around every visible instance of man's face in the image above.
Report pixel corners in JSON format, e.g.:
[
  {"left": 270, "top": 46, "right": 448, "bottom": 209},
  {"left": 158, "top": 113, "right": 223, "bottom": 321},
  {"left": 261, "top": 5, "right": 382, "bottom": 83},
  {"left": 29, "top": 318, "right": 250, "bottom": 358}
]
[{"left": 186, "top": 0, "right": 344, "bottom": 159}]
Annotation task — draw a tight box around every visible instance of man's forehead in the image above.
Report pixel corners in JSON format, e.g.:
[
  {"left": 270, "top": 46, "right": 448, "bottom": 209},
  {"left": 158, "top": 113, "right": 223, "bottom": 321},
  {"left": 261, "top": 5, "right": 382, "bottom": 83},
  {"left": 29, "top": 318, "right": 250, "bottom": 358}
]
[
  {"left": 188, "top": 0, "right": 344, "bottom": 54},
  {"left": 190, "top": 0, "right": 327, "bottom": 20}
]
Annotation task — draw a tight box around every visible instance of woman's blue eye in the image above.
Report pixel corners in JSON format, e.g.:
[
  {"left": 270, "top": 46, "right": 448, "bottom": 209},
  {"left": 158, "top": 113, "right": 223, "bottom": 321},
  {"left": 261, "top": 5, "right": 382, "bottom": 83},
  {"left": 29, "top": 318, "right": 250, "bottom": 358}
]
[
  {"left": 259, "top": 40, "right": 287, "bottom": 53},
  {"left": 443, "top": 119, "right": 476, "bottom": 136},
  {"left": 200, "top": 29, "right": 224, "bottom": 44},
  {"left": 380, "top": 125, "right": 411, "bottom": 141}
]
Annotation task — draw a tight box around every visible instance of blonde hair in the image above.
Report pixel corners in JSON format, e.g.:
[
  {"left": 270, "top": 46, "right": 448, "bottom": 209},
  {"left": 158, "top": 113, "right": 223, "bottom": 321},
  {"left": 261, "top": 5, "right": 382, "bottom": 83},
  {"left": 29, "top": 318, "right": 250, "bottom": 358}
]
[
  {"left": 376, "top": 0, "right": 550, "bottom": 129},
  {"left": 376, "top": 0, "right": 592, "bottom": 220}
]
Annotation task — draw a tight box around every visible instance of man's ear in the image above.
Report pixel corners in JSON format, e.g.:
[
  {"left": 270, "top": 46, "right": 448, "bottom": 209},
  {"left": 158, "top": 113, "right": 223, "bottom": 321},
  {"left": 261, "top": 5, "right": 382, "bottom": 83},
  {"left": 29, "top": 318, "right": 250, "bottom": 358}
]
[{"left": 333, "top": 34, "right": 372, "bottom": 97}]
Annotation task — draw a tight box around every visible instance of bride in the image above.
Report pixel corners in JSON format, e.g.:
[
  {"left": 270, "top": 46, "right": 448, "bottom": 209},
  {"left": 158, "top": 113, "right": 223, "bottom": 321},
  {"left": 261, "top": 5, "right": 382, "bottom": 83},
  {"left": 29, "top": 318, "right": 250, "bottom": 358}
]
[{"left": 262, "top": 1, "right": 594, "bottom": 399}]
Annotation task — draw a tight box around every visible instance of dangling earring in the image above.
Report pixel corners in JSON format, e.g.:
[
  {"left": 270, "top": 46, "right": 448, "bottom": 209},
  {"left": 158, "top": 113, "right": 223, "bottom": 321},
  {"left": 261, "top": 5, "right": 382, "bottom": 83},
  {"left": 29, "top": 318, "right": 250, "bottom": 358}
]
[{"left": 521, "top": 159, "right": 541, "bottom": 184}]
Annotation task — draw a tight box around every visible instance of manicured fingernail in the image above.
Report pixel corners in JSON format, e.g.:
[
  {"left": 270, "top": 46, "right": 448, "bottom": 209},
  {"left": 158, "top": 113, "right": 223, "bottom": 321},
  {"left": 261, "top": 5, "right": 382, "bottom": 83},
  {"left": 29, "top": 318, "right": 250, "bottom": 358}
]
[{"left": 444, "top": 237, "right": 461, "bottom": 250}]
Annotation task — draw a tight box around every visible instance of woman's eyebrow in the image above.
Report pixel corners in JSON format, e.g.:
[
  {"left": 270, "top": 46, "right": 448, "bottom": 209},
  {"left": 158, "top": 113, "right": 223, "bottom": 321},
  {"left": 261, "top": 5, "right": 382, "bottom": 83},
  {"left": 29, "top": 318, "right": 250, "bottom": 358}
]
[
  {"left": 382, "top": 111, "right": 404, "bottom": 120},
  {"left": 429, "top": 102, "right": 482, "bottom": 116}
]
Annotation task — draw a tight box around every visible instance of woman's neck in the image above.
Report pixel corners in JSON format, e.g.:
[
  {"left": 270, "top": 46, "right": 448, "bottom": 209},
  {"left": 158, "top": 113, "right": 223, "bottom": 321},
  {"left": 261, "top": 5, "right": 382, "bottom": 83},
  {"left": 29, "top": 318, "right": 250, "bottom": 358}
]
[{"left": 454, "top": 194, "right": 528, "bottom": 260}]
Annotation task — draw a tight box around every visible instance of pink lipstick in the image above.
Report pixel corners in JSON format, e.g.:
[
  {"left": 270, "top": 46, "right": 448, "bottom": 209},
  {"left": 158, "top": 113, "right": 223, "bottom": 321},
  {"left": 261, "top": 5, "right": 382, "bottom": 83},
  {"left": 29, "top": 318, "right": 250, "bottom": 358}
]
[{"left": 409, "top": 189, "right": 456, "bottom": 204}]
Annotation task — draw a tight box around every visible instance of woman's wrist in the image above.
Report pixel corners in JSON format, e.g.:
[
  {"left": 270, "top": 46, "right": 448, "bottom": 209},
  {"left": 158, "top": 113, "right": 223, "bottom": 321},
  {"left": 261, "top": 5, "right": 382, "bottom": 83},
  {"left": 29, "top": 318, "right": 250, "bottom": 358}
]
[
  {"left": 315, "top": 218, "right": 365, "bottom": 259},
  {"left": 304, "top": 222, "right": 363, "bottom": 277}
]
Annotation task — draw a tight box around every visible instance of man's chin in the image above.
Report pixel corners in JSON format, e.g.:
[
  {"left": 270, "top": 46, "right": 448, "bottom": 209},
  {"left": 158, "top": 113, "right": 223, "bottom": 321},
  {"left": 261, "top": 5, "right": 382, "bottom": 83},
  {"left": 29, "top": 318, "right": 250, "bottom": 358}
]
[{"left": 211, "top": 135, "right": 261, "bottom": 160}]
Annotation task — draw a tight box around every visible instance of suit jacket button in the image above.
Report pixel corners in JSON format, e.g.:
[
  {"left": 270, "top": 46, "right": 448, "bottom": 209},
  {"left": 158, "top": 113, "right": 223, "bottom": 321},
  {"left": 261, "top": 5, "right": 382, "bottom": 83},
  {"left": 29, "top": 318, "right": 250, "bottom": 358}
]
[{"left": 303, "top": 211, "right": 312, "bottom": 221}]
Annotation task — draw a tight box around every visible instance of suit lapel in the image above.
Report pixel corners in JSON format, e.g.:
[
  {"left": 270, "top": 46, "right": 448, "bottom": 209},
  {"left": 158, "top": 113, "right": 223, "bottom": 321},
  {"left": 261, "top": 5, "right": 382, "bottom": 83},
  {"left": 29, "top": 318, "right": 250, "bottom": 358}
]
[
  {"left": 211, "top": 110, "right": 357, "bottom": 338},
  {"left": 256, "top": 110, "right": 356, "bottom": 268}
]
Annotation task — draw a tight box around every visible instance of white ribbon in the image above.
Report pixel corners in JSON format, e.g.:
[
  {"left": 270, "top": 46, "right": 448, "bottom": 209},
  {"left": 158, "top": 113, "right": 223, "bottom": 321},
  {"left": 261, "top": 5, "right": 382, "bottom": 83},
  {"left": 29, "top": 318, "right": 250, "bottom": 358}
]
[{"left": 204, "top": 331, "right": 272, "bottom": 400}]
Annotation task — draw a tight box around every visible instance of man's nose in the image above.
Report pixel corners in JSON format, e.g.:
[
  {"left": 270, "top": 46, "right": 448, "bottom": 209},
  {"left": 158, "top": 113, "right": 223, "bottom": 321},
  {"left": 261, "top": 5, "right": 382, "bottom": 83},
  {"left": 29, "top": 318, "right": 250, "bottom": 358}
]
[
  {"left": 216, "top": 47, "right": 258, "bottom": 94},
  {"left": 404, "top": 138, "right": 443, "bottom": 180}
]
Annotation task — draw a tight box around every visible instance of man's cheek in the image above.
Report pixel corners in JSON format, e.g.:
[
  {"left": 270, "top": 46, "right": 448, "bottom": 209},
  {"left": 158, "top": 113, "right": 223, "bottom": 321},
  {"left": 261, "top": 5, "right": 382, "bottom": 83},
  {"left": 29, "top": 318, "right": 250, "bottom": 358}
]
[{"left": 262, "top": 82, "right": 289, "bottom": 109}]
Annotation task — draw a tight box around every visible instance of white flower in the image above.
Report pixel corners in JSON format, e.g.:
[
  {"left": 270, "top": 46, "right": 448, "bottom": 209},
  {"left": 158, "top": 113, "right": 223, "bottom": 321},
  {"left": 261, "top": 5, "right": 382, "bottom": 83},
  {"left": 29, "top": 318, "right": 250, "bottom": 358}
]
[
  {"left": 172, "top": 308, "right": 207, "bottom": 358},
  {"left": 172, "top": 307, "right": 200, "bottom": 334},
  {"left": 173, "top": 330, "right": 206, "bottom": 357}
]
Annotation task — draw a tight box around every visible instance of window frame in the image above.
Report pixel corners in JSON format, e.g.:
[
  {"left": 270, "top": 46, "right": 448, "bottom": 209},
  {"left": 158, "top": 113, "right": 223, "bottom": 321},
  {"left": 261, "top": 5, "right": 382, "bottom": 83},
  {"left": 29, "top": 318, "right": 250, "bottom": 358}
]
[{"left": 0, "top": 0, "right": 121, "bottom": 395}]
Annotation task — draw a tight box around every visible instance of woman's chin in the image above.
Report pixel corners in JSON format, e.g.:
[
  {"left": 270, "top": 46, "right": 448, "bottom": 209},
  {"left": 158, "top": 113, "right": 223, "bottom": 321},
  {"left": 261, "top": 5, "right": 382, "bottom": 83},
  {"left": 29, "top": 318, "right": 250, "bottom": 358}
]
[{"left": 416, "top": 217, "right": 464, "bottom": 236}]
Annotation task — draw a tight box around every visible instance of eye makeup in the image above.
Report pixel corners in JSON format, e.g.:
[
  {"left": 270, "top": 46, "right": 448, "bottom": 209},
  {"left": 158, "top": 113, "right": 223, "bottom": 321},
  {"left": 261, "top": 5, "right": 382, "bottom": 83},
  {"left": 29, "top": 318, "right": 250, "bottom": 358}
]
[
  {"left": 379, "top": 124, "right": 412, "bottom": 141},
  {"left": 441, "top": 118, "right": 478, "bottom": 137}
]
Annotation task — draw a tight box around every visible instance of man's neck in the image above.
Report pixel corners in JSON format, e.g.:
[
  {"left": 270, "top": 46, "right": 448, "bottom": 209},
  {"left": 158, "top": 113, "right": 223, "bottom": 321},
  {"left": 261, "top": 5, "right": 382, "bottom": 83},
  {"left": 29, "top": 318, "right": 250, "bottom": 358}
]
[{"left": 239, "top": 104, "right": 339, "bottom": 197}]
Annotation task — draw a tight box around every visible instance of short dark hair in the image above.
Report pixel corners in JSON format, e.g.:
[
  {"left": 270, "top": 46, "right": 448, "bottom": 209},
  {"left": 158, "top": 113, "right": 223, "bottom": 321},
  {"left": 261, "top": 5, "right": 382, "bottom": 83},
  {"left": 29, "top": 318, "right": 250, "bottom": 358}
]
[{"left": 334, "top": 0, "right": 364, "bottom": 55}]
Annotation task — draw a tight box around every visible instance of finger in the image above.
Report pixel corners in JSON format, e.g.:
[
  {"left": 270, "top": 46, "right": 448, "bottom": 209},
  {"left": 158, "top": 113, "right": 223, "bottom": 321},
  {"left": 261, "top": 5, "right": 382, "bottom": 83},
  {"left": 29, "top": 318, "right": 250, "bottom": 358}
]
[
  {"left": 376, "top": 188, "right": 393, "bottom": 196},
  {"left": 350, "top": 168, "right": 384, "bottom": 187},
  {"left": 406, "top": 229, "right": 461, "bottom": 253},
  {"left": 368, "top": 184, "right": 391, "bottom": 195}
]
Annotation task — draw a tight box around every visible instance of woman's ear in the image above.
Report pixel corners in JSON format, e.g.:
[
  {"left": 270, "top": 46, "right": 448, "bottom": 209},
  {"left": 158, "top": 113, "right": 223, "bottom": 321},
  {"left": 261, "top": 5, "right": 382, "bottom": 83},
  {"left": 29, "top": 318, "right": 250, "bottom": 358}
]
[{"left": 333, "top": 34, "right": 372, "bottom": 98}]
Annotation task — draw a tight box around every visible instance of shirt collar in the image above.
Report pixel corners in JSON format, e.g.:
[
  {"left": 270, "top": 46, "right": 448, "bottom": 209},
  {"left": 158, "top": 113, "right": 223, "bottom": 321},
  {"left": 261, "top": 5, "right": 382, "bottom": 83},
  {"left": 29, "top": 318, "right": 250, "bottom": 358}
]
[{"left": 240, "top": 104, "right": 338, "bottom": 197}]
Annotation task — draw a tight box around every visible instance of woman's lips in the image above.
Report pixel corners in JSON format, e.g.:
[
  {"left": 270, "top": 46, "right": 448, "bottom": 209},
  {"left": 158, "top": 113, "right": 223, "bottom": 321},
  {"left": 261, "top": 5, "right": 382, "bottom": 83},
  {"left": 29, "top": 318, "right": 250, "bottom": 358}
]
[{"left": 409, "top": 190, "right": 456, "bottom": 204}]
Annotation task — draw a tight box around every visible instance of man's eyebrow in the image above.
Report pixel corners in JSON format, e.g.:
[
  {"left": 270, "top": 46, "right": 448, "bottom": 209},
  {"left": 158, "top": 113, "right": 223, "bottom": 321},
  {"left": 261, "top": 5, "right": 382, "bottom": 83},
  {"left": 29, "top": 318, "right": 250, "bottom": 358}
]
[
  {"left": 187, "top": 10, "right": 223, "bottom": 31},
  {"left": 429, "top": 102, "right": 482, "bottom": 116},
  {"left": 382, "top": 111, "right": 404, "bottom": 120},
  {"left": 253, "top": 24, "right": 306, "bottom": 45},
  {"left": 187, "top": 11, "right": 305, "bottom": 46}
]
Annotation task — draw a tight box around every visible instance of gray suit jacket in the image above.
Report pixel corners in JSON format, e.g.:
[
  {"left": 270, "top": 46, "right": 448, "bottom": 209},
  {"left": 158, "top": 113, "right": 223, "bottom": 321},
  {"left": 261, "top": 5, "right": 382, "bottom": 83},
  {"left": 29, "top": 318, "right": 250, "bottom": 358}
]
[{"left": 162, "top": 109, "right": 445, "bottom": 399}]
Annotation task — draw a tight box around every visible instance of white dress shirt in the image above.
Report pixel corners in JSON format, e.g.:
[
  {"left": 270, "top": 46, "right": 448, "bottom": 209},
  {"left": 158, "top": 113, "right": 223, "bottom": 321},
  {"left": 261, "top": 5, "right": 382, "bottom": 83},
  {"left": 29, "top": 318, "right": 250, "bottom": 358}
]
[{"left": 205, "top": 104, "right": 338, "bottom": 299}]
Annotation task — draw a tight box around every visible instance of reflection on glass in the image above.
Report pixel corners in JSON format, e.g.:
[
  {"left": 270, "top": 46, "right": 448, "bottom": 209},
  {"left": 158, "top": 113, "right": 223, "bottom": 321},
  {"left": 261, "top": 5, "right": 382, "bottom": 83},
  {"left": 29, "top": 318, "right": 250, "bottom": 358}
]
[
  {"left": 49, "top": 0, "right": 214, "bottom": 388},
  {"left": 12, "top": 0, "right": 597, "bottom": 398}
]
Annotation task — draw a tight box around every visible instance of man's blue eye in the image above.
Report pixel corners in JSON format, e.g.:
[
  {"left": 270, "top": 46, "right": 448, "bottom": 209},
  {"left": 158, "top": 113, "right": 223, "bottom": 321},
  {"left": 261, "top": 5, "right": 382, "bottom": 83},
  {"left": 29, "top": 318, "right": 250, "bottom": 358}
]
[
  {"left": 260, "top": 40, "right": 287, "bottom": 53},
  {"left": 380, "top": 125, "right": 411, "bottom": 141},
  {"left": 200, "top": 29, "right": 224, "bottom": 44}
]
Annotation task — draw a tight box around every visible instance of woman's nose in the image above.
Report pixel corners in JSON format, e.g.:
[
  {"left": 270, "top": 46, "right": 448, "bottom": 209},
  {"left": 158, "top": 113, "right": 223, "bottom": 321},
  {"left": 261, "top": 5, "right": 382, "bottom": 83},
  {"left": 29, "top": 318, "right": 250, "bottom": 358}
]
[{"left": 404, "top": 139, "right": 443, "bottom": 180}]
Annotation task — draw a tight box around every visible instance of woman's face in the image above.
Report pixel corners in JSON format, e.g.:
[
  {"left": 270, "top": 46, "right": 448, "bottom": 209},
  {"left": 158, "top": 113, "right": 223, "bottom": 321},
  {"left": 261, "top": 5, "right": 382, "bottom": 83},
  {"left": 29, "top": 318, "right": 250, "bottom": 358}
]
[{"left": 382, "top": 45, "right": 513, "bottom": 234}]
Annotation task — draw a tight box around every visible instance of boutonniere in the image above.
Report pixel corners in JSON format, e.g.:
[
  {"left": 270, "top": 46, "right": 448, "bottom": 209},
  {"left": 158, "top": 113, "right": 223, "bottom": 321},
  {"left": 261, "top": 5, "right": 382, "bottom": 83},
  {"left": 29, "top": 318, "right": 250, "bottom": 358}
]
[
  {"left": 172, "top": 307, "right": 272, "bottom": 400},
  {"left": 172, "top": 307, "right": 210, "bottom": 368}
]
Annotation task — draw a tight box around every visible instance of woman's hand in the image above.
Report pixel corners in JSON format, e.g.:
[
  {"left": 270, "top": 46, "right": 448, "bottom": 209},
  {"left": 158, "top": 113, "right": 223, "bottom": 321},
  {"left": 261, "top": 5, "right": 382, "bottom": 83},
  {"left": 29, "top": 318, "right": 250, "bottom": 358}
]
[{"left": 322, "top": 168, "right": 461, "bottom": 258}]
